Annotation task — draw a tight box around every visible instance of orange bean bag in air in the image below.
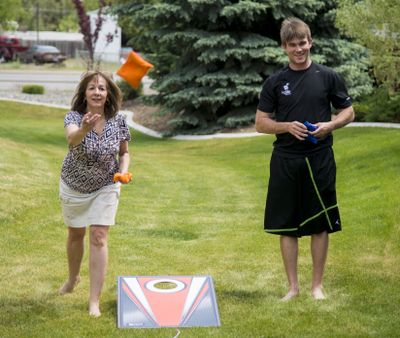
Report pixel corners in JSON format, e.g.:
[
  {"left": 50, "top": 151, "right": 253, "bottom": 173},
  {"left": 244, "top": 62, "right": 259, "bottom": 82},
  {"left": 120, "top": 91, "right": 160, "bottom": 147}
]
[{"left": 116, "top": 51, "right": 154, "bottom": 89}]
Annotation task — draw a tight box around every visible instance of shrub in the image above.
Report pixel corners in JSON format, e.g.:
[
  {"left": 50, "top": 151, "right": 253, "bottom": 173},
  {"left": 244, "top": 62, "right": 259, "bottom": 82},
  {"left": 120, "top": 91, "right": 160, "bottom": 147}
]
[
  {"left": 117, "top": 80, "right": 142, "bottom": 101},
  {"left": 22, "top": 85, "right": 44, "bottom": 95},
  {"left": 353, "top": 87, "right": 400, "bottom": 123}
]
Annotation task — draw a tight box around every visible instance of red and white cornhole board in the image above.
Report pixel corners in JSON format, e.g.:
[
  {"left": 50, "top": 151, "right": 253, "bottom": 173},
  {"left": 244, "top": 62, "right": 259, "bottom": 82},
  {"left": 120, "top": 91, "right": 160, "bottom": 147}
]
[{"left": 117, "top": 275, "right": 220, "bottom": 328}]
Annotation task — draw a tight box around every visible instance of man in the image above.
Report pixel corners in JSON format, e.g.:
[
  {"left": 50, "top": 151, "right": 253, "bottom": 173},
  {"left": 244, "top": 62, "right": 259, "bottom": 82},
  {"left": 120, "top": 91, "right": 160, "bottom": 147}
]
[{"left": 255, "top": 17, "right": 354, "bottom": 301}]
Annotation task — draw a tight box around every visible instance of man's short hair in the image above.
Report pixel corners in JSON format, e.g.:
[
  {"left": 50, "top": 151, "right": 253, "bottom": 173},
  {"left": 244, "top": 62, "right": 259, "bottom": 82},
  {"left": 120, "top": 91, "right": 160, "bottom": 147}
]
[{"left": 280, "top": 17, "right": 312, "bottom": 46}]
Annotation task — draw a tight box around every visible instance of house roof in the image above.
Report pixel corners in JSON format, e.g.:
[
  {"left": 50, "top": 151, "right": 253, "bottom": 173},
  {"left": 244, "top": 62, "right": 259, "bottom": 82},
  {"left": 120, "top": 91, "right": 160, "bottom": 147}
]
[{"left": 7, "top": 31, "right": 84, "bottom": 42}]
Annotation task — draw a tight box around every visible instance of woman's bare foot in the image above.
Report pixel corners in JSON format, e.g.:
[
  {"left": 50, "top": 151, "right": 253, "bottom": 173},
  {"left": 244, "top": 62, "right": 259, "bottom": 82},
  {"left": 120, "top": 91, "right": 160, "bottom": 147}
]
[
  {"left": 281, "top": 288, "right": 299, "bottom": 302},
  {"left": 58, "top": 276, "right": 81, "bottom": 295},
  {"left": 311, "top": 286, "right": 326, "bottom": 300},
  {"left": 89, "top": 301, "right": 101, "bottom": 317}
]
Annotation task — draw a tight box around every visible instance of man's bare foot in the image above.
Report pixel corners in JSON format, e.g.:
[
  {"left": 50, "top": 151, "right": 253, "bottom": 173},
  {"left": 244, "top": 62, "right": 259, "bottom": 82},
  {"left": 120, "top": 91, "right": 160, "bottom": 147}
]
[
  {"left": 281, "top": 289, "right": 299, "bottom": 302},
  {"left": 58, "top": 276, "right": 81, "bottom": 295},
  {"left": 89, "top": 301, "right": 101, "bottom": 317},
  {"left": 311, "top": 286, "right": 326, "bottom": 300}
]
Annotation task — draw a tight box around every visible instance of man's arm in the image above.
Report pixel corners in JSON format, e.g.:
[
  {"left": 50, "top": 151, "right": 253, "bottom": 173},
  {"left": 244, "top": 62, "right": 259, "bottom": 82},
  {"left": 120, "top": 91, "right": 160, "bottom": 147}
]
[
  {"left": 310, "top": 106, "right": 355, "bottom": 139},
  {"left": 255, "top": 109, "right": 309, "bottom": 141}
]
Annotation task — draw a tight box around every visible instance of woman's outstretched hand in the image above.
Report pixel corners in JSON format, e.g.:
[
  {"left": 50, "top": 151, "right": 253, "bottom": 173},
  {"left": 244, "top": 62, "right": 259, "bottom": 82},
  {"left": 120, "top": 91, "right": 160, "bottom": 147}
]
[{"left": 81, "top": 111, "right": 101, "bottom": 132}]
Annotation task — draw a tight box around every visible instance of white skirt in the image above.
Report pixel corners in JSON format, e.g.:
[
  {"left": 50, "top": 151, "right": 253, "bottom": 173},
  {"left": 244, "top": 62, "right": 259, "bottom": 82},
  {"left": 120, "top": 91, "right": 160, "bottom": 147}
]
[{"left": 59, "top": 180, "right": 121, "bottom": 228}]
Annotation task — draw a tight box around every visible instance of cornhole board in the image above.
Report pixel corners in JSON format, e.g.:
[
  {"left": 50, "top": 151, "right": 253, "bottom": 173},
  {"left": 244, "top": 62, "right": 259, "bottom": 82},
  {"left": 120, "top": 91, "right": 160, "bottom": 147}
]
[{"left": 117, "top": 275, "right": 220, "bottom": 328}]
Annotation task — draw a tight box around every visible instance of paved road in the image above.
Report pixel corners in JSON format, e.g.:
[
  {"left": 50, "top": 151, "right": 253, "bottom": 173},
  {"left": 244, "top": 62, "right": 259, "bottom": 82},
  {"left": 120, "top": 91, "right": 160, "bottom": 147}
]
[
  {"left": 0, "top": 70, "right": 83, "bottom": 91},
  {"left": 0, "top": 70, "right": 155, "bottom": 94}
]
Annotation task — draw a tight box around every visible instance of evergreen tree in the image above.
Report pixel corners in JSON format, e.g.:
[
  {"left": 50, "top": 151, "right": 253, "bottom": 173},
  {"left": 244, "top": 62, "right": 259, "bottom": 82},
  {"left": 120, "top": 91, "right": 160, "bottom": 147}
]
[{"left": 115, "top": 0, "right": 371, "bottom": 135}]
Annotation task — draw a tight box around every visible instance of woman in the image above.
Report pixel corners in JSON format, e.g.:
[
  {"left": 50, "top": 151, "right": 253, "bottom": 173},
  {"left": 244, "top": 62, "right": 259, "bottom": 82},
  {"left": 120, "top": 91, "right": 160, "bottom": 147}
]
[{"left": 58, "top": 71, "right": 131, "bottom": 317}]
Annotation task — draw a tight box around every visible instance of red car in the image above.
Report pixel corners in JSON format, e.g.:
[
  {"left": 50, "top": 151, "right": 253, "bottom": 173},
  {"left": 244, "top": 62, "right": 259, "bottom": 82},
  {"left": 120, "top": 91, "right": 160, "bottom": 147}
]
[
  {"left": 0, "top": 34, "right": 28, "bottom": 62},
  {"left": 19, "top": 45, "right": 67, "bottom": 64}
]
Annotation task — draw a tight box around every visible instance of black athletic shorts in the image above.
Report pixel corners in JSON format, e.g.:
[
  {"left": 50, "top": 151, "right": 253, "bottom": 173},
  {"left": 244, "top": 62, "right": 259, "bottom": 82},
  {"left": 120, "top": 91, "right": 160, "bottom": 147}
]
[{"left": 264, "top": 147, "right": 341, "bottom": 237}]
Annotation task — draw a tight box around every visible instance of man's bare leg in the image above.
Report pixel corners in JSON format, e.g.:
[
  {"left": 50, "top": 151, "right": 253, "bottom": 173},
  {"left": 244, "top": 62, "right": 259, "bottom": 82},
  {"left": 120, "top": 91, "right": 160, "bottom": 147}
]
[
  {"left": 280, "top": 235, "right": 299, "bottom": 301},
  {"left": 311, "top": 231, "right": 329, "bottom": 300},
  {"left": 59, "top": 227, "right": 86, "bottom": 295},
  {"left": 88, "top": 225, "right": 109, "bottom": 317}
]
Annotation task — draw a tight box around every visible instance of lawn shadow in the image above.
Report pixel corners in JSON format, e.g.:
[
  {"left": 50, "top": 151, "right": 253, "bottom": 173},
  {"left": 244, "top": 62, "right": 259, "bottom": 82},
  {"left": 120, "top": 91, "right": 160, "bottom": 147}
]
[
  {"left": 220, "top": 289, "right": 277, "bottom": 301},
  {"left": 117, "top": 226, "right": 200, "bottom": 241},
  {"left": 103, "top": 299, "right": 119, "bottom": 327},
  {"left": 0, "top": 292, "right": 62, "bottom": 324}
]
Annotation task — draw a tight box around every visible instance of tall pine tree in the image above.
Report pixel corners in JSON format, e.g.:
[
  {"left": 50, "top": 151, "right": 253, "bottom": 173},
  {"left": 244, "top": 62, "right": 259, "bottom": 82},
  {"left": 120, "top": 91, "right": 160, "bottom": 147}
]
[{"left": 115, "top": 0, "right": 371, "bottom": 134}]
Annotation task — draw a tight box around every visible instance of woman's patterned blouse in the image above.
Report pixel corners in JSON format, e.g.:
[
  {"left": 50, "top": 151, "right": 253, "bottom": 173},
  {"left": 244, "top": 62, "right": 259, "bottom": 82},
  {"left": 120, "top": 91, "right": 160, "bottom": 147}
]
[{"left": 61, "top": 111, "right": 131, "bottom": 193}]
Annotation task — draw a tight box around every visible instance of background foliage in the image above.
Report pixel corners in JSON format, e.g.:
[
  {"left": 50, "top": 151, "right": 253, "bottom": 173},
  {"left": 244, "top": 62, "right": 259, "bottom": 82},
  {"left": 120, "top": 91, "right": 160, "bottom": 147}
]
[
  {"left": 114, "top": 0, "right": 372, "bottom": 135},
  {"left": 0, "top": 0, "right": 24, "bottom": 31},
  {"left": 336, "top": 0, "right": 400, "bottom": 94},
  {"left": 336, "top": 0, "right": 400, "bottom": 123},
  {"left": 0, "top": 0, "right": 100, "bottom": 32}
]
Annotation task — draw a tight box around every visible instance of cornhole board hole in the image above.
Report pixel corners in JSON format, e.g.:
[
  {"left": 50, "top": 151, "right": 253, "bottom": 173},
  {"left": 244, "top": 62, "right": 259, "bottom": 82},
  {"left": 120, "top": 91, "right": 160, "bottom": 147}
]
[{"left": 117, "top": 275, "right": 220, "bottom": 328}]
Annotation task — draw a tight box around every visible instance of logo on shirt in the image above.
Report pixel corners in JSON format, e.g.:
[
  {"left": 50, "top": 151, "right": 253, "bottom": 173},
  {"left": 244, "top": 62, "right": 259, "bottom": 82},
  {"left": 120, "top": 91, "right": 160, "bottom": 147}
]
[{"left": 281, "top": 82, "right": 292, "bottom": 96}]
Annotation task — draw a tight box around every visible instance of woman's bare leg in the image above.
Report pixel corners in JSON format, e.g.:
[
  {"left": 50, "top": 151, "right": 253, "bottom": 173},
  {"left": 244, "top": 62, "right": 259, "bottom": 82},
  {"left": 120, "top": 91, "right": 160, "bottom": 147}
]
[
  {"left": 59, "top": 227, "right": 86, "bottom": 295},
  {"left": 88, "top": 225, "right": 109, "bottom": 317}
]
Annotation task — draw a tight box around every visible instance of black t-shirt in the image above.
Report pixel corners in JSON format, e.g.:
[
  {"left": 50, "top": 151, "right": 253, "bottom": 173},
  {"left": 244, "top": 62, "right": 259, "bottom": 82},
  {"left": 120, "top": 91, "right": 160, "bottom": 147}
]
[{"left": 257, "top": 62, "right": 352, "bottom": 157}]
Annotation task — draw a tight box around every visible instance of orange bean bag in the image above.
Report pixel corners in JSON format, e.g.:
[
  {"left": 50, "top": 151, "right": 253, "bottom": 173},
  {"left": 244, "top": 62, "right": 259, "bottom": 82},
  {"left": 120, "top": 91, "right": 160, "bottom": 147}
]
[
  {"left": 116, "top": 51, "right": 154, "bottom": 89},
  {"left": 113, "top": 172, "right": 133, "bottom": 184}
]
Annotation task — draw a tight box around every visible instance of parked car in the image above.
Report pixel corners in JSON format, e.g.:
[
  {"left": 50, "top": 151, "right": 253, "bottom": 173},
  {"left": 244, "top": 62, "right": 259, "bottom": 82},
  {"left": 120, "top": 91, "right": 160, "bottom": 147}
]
[{"left": 19, "top": 45, "right": 67, "bottom": 64}]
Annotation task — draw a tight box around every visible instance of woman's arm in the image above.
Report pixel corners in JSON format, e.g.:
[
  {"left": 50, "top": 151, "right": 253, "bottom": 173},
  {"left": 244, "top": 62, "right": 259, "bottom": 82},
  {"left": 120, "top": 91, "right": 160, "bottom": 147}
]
[
  {"left": 118, "top": 140, "right": 130, "bottom": 173},
  {"left": 65, "top": 111, "right": 101, "bottom": 147}
]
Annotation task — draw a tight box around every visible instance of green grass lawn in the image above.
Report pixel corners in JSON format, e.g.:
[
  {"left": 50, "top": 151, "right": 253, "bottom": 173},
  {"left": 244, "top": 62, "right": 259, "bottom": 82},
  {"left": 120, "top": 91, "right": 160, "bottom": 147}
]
[{"left": 0, "top": 100, "right": 399, "bottom": 337}]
